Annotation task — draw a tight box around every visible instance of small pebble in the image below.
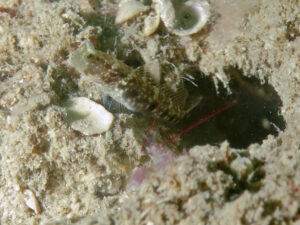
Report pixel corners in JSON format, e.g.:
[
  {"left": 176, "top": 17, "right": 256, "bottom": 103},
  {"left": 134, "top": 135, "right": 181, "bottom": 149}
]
[
  {"left": 23, "top": 189, "right": 41, "bottom": 214},
  {"left": 64, "top": 97, "right": 114, "bottom": 135}
]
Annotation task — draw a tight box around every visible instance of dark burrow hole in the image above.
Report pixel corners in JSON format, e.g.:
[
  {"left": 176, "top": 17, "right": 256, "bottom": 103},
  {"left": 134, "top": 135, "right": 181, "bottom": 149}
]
[
  {"left": 109, "top": 66, "right": 285, "bottom": 149},
  {"left": 177, "top": 66, "right": 286, "bottom": 149}
]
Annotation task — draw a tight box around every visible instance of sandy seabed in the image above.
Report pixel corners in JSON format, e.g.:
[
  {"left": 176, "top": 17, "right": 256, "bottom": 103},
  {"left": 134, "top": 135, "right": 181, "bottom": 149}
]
[{"left": 0, "top": 0, "right": 299, "bottom": 224}]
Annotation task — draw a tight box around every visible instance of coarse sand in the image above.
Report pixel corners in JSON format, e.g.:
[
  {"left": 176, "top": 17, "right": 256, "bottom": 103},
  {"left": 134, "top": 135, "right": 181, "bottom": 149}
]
[{"left": 0, "top": 0, "right": 299, "bottom": 224}]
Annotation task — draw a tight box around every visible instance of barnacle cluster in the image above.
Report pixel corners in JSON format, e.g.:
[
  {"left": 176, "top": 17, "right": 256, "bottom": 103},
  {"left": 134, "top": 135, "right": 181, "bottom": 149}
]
[{"left": 116, "top": 0, "right": 211, "bottom": 36}]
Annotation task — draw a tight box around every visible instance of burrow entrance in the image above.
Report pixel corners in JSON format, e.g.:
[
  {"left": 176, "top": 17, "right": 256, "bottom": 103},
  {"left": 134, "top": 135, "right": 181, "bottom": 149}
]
[
  {"left": 80, "top": 10, "right": 285, "bottom": 149},
  {"left": 176, "top": 66, "right": 286, "bottom": 149}
]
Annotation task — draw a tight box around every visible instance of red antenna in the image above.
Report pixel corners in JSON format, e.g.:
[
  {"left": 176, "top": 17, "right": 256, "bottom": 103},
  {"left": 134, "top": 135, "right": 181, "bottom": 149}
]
[
  {"left": 132, "top": 99, "right": 238, "bottom": 189},
  {"left": 142, "top": 99, "right": 238, "bottom": 151},
  {"left": 163, "top": 99, "right": 238, "bottom": 146}
]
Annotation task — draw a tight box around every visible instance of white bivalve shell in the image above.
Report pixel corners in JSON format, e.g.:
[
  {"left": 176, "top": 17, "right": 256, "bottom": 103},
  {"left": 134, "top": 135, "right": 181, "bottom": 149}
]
[
  {"left": 23, "top": 189, "right": 41, "bottom": 214},
  {"left": 154, "top": 0, "right": 210, "bottom": 36},
  {"left": 64, "top": 97, "right": 114, "bottom": 135},
  {"left": 143, "top": 12, "right": 160, "bottom": 36},
  {"left": 115, "top": 0, "right": 150, "bottom": 24}
]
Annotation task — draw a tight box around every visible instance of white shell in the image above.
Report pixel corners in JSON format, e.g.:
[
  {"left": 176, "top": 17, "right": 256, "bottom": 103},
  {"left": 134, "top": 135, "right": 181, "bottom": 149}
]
[
  {"left": 115, "top": 0, "right": 150, "bottom": 24},
  {"left": 143, "top": 12, "right": 161, "bottom": 36},
  {"left": 64, "top": 97, "right": 114, "bottom": 135},
  {"left": 23, "top": 189, "right": 41, "bottom": 214},
  {"left": 69, "top": 40, "right": 96, "bottom": 75},
  {"left": 154, "top": 0, "right": 176, "bottom": 31},
  {"left": 154, "top": 0, "right": 210, "bottom": 36}
]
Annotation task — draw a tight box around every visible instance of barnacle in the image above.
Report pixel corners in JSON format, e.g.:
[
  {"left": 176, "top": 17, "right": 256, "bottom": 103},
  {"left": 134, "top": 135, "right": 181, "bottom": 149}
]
[
  {"left": 115, "top": 0, "right": 211, "bottom": 36},
  {"left": 154, "top": 0, "right": 210, "bottom": 36}
]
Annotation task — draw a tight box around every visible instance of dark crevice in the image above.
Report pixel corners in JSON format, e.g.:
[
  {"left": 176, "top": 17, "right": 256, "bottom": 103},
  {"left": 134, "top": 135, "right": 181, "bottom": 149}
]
[
  {"left": 177, "top": 66, "right": 286, "bottom": 148},
  {"left": 120, "top": 50, "right": 145, "bottom": 69},
  {"left": 128, "top": 66, "right": 285, "bottom": 150},
  {"left": 207, "top": 152, "right": 265, "bottom": 201}
]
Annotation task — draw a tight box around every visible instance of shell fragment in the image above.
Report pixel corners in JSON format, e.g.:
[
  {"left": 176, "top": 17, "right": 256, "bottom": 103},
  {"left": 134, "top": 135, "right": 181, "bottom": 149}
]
[
  {"left": 143, "top": 12, "right": 161, "bottom": 36},
  {"left": 115, "top": 0, "right": 150, "bottom": 24},
  {"left": 23, "top": 189, "right": 41, "bottom": 214},
  {"left": 64, "top": 97, "right": 114, "bottom": 135}
]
